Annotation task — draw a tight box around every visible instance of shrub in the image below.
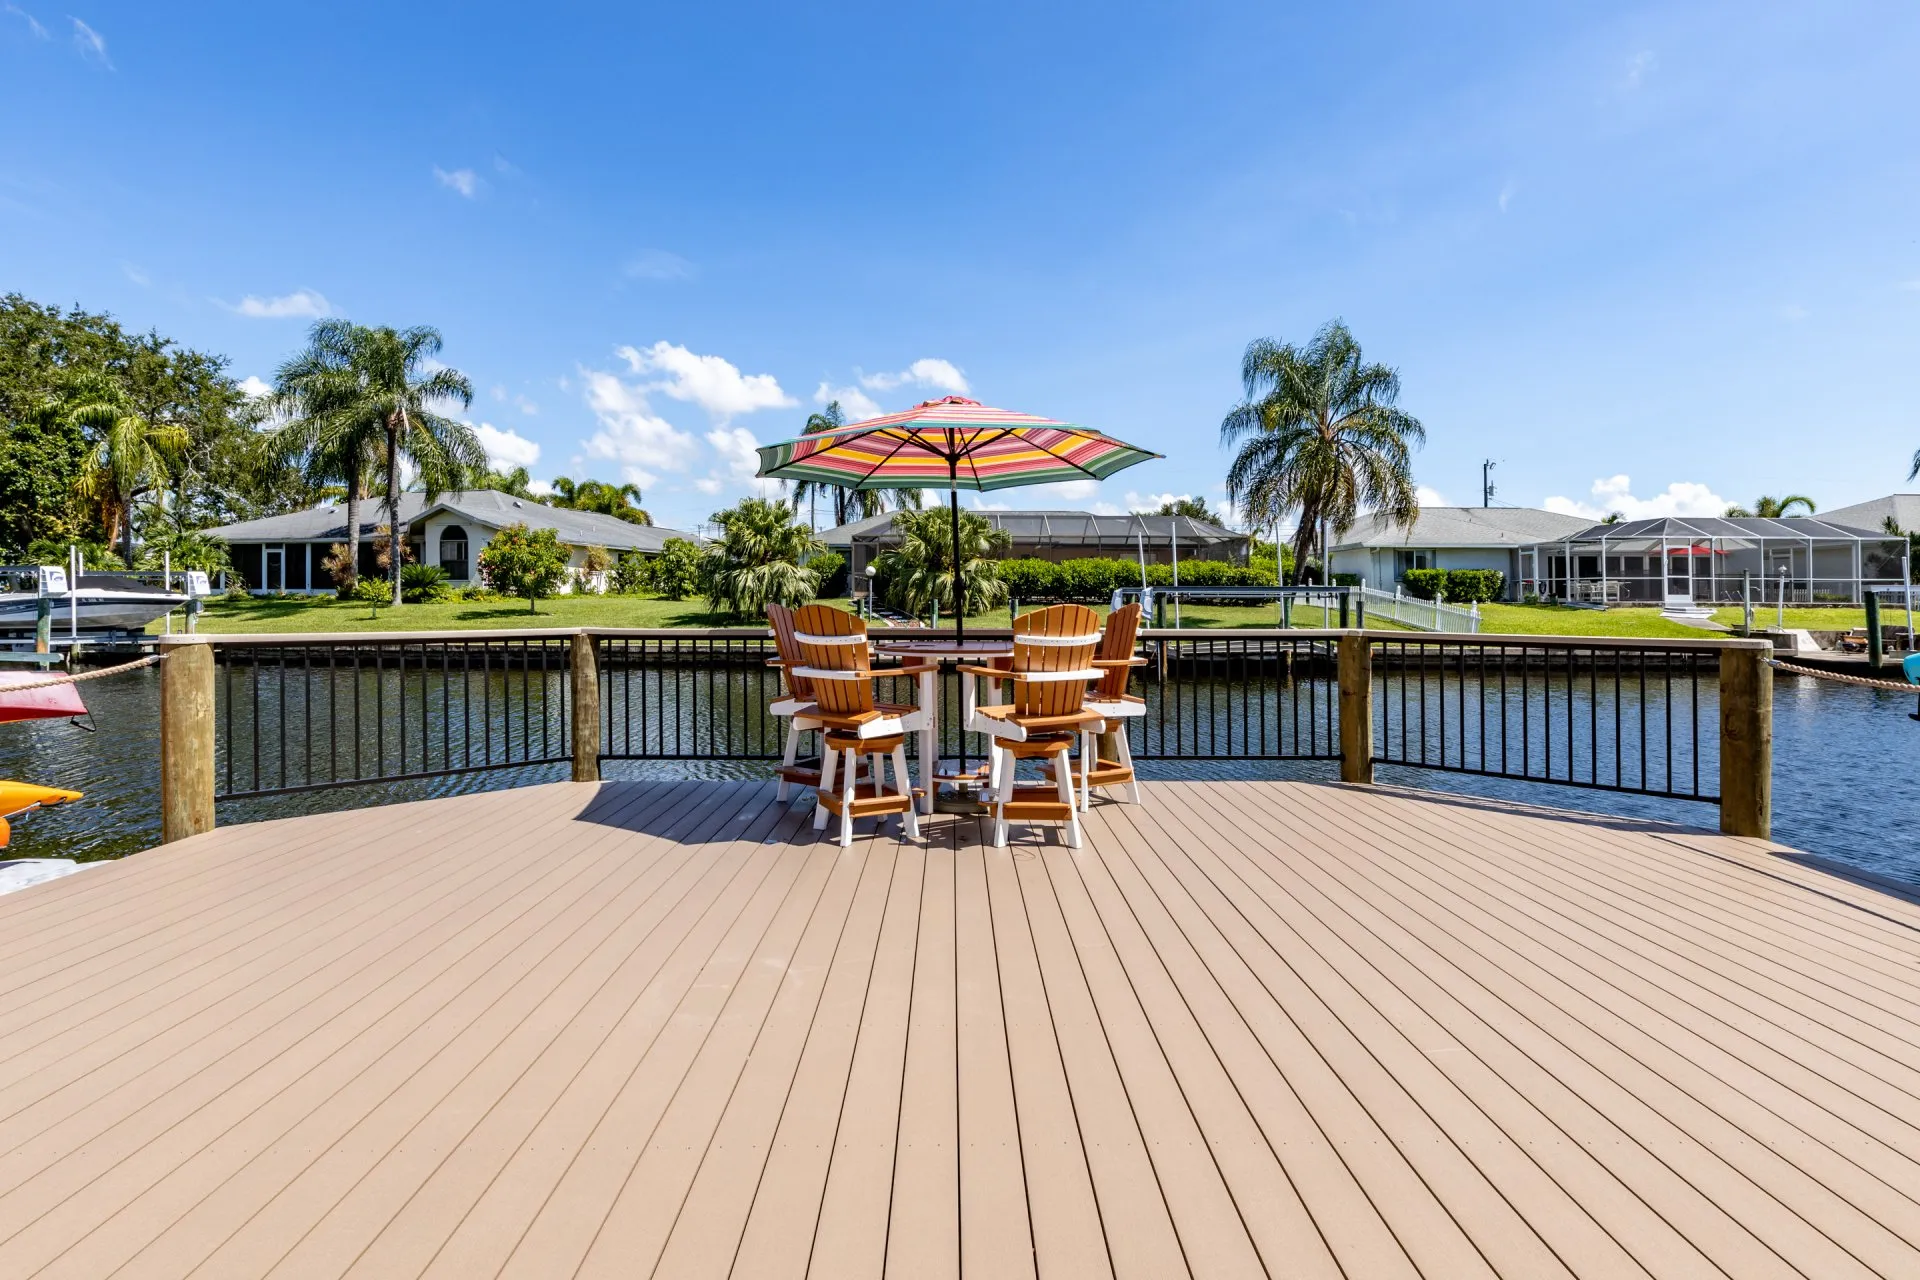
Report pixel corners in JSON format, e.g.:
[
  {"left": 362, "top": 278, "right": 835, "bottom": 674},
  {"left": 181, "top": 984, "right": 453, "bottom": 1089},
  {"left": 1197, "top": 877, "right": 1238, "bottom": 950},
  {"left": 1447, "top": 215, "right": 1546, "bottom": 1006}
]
[
  {"left": 400, "top": 563, "right": 453, "bottom": 603},
  {"left": 352, "top": 578, "right": 392, "bottom": 612},
  {"left": 478, "top": 523, "right": 571, "bottom": 613},
  {"left": 1445, "top": 569, "right": 1505, "bottom": 603},
  {"left": 460, "top": 584, "right": 501, "bottom": 602},
  {"left": 320, "top": 543, "right": 357, "bottom": 597},
  {"left": 651, "top": 538, "right": 706, "bottom": 601},
  {"left": 999, "top": 558, "right": 1059, "bottom": 600},
  {"left": 609, "top": 552, "right": 650, "bottom": 595},
  {"left": 808, "top": 550, "right": 847, "bottom": 597},
  {"left": 1400, "top": 568, "right": 1448, "bottom": 600}
]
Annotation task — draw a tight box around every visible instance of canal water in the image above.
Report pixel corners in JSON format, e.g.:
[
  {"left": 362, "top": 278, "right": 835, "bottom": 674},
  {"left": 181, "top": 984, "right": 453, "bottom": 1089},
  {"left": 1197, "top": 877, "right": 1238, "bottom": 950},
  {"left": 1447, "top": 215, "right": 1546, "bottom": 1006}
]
[{"left": 5, "top": 666, "right": 1917, "bottom": 886}]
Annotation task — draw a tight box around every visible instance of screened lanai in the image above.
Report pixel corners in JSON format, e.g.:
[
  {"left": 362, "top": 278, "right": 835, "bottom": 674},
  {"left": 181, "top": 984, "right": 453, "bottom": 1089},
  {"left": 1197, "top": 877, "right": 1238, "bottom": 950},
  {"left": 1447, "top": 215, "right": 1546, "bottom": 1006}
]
[
  {"left": 836, "top": 509, "right": 1250, "bottom": 582},
  {"left": 1524, "top": 516, "right": 1910, "bottom": 606}
]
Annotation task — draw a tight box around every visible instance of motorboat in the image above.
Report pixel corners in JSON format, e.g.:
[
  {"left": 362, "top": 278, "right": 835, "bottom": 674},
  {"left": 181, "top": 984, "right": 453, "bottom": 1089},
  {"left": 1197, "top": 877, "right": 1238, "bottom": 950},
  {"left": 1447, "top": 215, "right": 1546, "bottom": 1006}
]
[{"left": 0, "top": 566, "right": 190, "bottom": 635}]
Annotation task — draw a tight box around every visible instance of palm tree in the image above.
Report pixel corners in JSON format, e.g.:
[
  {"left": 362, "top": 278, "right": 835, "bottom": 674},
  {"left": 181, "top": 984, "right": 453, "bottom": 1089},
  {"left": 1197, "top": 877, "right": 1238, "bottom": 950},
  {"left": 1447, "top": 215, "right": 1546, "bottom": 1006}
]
[
  {"left": 269, "top": 321, "right": 482, "bottom": 609},
  {"left": 701, "top": 497, "right": 823, "bottom": 617},
  {"left": 786, "top": 401, "right": 920, "bottom": 529},
  {"left": 67, "top": 391, "right": 189, "bottom": 567},
  {"left": 269, "top": 331, "right": 385, "bottom": 590},
  {"left": 1221, "top": 320, "right": 1425, "bottom": 582},
  {"left": 1155, "top": 496, "right": 1221, "bottom": 523},
  {"left": 474, "top": 465, "right": 536, "bottom": 498},
  {"left": 875, "top": 507, "right": 1012, "bottom": 622},
  {"left": 548, "top": 476, "right": 652, "bottom": 525},
  {"left": 1724, "top": 495, "right": 1816, "bottom": 518}
]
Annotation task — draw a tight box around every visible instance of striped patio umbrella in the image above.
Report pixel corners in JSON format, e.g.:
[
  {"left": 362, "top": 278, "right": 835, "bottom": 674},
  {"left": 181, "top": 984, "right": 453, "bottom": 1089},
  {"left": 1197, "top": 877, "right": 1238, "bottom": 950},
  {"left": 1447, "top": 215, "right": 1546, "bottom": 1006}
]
[{"left": 755, "top": 396, "right": 1161, "bottom": 640}]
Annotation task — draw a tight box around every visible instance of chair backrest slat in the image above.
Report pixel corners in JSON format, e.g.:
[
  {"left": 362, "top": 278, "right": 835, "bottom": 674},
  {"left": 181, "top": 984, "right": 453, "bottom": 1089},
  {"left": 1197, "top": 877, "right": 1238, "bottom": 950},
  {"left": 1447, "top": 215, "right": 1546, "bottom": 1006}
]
[
  {"left": 792, "top": 604, "right": 873, "bottom": 717},
  {"left": 1009, "top": 604, "right": 1100, "bottom": 719},
  {"left": 766, "top": 603, "right": 813, "bottom": 701},
  {"left": 1096, "top": 603, "right": 1143, "bottom": 699}
]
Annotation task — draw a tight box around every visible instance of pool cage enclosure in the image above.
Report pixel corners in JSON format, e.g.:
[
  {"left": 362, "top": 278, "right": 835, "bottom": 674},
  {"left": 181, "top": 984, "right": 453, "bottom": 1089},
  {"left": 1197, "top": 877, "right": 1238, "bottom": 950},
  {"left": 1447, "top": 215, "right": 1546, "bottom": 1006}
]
[
  {"left": 845, "top": 511, "right": 1251, "bottom": 585},
  {"left": 1522, "top": 516, "right": 1910, "bottom": 606}
]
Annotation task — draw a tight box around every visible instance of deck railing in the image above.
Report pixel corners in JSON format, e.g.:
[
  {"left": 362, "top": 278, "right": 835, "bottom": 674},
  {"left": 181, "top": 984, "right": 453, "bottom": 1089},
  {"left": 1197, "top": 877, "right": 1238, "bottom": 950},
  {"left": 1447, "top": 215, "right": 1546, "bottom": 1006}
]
[{"left": 157, "top": 625, "right": 1771, "bottom": 843}]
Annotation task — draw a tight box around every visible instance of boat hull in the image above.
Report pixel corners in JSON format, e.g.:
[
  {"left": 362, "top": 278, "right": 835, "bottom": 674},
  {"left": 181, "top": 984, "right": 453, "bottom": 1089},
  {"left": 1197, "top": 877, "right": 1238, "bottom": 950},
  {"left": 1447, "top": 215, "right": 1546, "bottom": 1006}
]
[{"left": 0, "top": 591, "right": 185, "bottom": 635}]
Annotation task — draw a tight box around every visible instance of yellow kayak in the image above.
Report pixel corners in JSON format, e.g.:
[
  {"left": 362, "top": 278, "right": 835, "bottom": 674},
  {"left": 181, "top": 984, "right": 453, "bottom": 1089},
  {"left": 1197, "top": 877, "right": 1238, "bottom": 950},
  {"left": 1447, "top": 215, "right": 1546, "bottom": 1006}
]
[{"left": 0, "top": 782, "right": 82, "bottom": 851}]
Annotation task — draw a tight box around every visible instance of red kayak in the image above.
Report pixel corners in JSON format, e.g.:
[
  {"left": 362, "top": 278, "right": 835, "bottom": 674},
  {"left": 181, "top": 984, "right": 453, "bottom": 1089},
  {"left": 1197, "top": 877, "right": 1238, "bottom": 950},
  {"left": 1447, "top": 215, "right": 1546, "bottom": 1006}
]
[{"left": 0, "top": 670, "right": 86, "bottom": 724}]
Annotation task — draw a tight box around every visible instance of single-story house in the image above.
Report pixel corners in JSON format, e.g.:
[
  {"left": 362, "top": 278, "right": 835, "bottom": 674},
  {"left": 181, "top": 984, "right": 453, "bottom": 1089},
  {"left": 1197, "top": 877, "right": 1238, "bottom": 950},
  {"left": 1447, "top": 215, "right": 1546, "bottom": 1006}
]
[
  {"left": 1817, "top": 494, "right": 1920, "bottom": 537},
  {"left": 1328, "top": 506, "right": 1593, "bottom": 598},
  {"left": 1527, "top": 515, "right": 1908, "bottom": 606},
  {"left": 819, "top": 509, "right": 1251, "bottom": 582},
  {"left": 208, "top": 489, "right": 704, "bottom": 595}
]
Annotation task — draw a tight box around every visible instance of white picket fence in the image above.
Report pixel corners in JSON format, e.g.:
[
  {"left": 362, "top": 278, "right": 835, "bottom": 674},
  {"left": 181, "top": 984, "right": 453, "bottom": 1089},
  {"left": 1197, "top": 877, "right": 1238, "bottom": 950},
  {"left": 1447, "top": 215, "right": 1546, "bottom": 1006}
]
[{"left": 1359, "top": 585, "right": 1481, "bottom": 633}]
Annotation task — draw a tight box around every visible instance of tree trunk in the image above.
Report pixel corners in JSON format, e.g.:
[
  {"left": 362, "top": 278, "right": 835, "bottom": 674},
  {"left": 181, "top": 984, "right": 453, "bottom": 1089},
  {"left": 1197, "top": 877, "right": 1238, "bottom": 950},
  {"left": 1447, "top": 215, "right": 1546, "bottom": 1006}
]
[
  {"left": 121, "top": 498, "right": 136, "bottom": 570},
  {"left": 386, "top": 423, "right": 403, "bottom": 610},
  {"left": 343, "top": 468, "right": 362, "bottom": 592}
]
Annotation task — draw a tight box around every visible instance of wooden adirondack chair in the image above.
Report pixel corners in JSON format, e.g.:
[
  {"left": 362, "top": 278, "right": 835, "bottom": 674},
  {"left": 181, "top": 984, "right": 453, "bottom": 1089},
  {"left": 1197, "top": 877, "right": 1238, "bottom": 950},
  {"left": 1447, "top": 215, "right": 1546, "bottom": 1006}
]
[
  {"left": 1043, "top": 602, "right": 1147, "bottom": 807},
  {"left": 789, "top": 604, "right": 931, "bottom": 847},
  {"left": 959, "top": 604, "right": 1104, "bottom": 848},
  {"left": 766, "top": 604, "right": 829, "bottom": 801}
]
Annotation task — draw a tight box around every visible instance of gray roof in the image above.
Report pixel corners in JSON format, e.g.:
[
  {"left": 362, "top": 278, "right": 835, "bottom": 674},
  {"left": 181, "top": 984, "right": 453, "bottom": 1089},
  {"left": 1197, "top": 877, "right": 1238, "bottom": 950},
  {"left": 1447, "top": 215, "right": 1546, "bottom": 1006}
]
[
  {"left": 821, "top": 509, "right": 1247, "bottom": 548},
  {"left": 1555, "top": 515, "right": 1894, "bottom": 543},
  {"left": 1330, "top": 507, "right": 1592, "bottom": 551},
  {"left": 206, "top": 490, "right": 703, "bottom": 553},
  {"left": 1816, "top": 495, "right": 1920, "bottom": 537}
]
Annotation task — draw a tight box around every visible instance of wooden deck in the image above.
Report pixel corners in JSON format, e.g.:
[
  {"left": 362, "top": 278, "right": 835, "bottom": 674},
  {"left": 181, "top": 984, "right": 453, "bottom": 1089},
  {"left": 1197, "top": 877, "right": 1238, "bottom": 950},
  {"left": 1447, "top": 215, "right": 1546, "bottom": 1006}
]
[{"left": 3, "top": 780, "right": 1920, "bottom": 1278}]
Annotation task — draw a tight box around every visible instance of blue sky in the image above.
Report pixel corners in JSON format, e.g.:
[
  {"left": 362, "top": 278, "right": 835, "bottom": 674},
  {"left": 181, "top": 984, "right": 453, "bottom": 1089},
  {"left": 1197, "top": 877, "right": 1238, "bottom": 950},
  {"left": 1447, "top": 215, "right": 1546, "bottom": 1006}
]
[{"left": 4, "top": 1, "right": 1918, "bottom": 533}]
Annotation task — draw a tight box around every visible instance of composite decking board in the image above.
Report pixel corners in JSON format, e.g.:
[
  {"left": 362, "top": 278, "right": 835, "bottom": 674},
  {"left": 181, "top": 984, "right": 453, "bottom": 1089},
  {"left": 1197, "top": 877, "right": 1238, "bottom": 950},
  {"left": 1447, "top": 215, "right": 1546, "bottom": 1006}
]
[
  {"left": 1229, "top": 784, "right": 1906, "bottom": 1278},
  {"left": 3, "top": 780, "right": 1920, "bottom": 1278},
  {"left": 1139, "top": 789, "right": 1682, "bottom": 1280},
  {"left": 1172, "top": 783, "right": 1806, "bottom": 1280},
  {"left": 184, "top": 781, "right": 778, "bottom": 1280},
  {"left": 1310, "top": 789, "right": 1920, "bottom": 1202},
  {"left": 382, "top": 789, "right": 821, "bottom": 1280},
  {"left": 1074, "top": 803, "right": 1423, "bottom": 1280},
  {"left": 21, "top": 781, "right": 727, "bottom": 1280},
  {"left": 1357, "top": 791, "right": 1920, "bottom": 1146},
  {"left": 1098, "top": 796, "right": 1586, "bottom": 1280}
]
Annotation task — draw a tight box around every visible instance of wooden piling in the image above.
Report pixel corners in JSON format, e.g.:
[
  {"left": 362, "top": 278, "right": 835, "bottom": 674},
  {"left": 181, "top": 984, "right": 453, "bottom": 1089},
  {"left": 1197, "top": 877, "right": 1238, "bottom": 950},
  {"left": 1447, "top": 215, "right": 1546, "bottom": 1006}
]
[
  {"left": 1719, "top": 641, "right": 1772, "bottom": 838},
  {"left": 1338, "top": 631, "right": 1373, "bottom": 785},
  {"left": 570, "top": 631, "right": 601, "bottom": 783},
  {"left": 158, "top": 639, "right": 216, "bottom": 842}
]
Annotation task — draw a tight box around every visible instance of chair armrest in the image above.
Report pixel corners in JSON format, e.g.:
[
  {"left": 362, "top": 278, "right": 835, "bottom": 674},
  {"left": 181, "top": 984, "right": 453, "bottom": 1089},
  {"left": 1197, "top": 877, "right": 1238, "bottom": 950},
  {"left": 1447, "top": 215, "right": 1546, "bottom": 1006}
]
[
  {"left": 877, "top": 662, "right": 940, "bottom": 676},
  {"left": 955, "top": 664, "right": 1013, "bottom": 680},
  {"left": 1017, "top": 711, "right": 1104, "bottom": 730},
  {"left": 790, "top": 666, "right": 890, "bottom": 683},
  {"left": 1091, "top": 657, "right": 1149, "bottom": 668}
]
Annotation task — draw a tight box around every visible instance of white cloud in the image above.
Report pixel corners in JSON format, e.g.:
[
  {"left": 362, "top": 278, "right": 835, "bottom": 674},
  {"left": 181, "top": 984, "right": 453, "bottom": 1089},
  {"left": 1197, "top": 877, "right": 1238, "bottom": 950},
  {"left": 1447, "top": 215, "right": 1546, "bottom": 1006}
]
[
  {"left": 813, "top": 381, "right": 884, "bottom": 422},
  {"left": 4, "top": 5, "right": 48, "bottom": 38},
  {"left": 693, "top": 477, "right": 725, "bottom": 495},
  {"left": 235, "top": 375, "right": 271, "bottom": 399},
  {"left": 526, "top": 479, "right": 554, "bottom": 497},
  {"left": 69, "top": 16, "right": 107, "bottom": 67},
  {"left": 227, "top": 288, "right": 331, "bottom": 319},
  {"left": 622, "top": 250, "right": 695, "bottom": 281},
  {"left": 434, "top": 166, "right": 478, "bottom": 198},
  {"left": 616, "top": 340, "right": 793, "bottom": 421},
  {"left": 1543, "top": 474, "right": 1729, "bottom": 522},
  {"left": 1416, "top": 485, "right": 1448, "bottom": 506},
  {"left": 1497, "top": 179, "right": 1518, "bottom": 214},
  {"left": 1622, "top": 49, "right": 1656, "bottom": 90},
  {"left": 121, "top": 261, "right": 149, "bottom": 286},
  {"left": 514, "top": 394, "right": 538, "bottom": 416},
  {"left": 859, "top": 357, "right": 970, "bottom": 395},
  {"left": 492, "top": 154, "right": 519, "bottom": 177},
  {"left": 490, "top": 385, "right": 507, "bottom": 402},
  {"left": 705, "top": 425, "right": 781, "bottom": 498},
  {"left": 474, "top": 422, "right": 541, "bottom": 471},
  {"left": 579, "top": 366, "right": 699, "bottom": 488},
  {"left": 1125, "top": 490, "right": 1185, "bottom": 512}
]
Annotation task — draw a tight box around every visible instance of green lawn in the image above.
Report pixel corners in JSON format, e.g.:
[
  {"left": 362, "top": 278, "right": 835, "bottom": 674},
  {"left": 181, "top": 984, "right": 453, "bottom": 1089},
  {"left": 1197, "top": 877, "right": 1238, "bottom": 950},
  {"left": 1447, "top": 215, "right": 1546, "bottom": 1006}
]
[
  {"left": 186, "top": 591, "right": 1867, "bottom": 640},
  {"left": 1708, "top": 606, "right": 1909, "bottom": 632}
]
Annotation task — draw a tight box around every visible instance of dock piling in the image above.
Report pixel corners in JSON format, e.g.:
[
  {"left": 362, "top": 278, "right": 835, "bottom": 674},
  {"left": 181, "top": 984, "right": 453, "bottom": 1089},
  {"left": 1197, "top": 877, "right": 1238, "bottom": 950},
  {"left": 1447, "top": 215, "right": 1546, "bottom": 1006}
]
[
  {"left": 1718, "top": 641, "right": 1772, "bottom": 838},
  {"left": 158, "top": 639, "right": 217, "bottom": 843},
  {"left": 571, "top": 631, "right": 600, "bottom": 783},
  {"left": 1338, "top": 631, "right": 1373, "bottom": 785}
]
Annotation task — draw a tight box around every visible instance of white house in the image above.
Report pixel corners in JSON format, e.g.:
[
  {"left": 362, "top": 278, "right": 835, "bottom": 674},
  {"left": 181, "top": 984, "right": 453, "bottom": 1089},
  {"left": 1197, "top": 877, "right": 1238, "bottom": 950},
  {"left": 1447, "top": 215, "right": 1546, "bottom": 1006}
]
[
  {"left": 208, "top": 490, "right": 704, "bottom": 595},
  {"left": 1818, "top": 494, "right": 1920, "bottom": 536},
  {"left": 1327, "top": 506, "right": 1593, "bottom": 598}
]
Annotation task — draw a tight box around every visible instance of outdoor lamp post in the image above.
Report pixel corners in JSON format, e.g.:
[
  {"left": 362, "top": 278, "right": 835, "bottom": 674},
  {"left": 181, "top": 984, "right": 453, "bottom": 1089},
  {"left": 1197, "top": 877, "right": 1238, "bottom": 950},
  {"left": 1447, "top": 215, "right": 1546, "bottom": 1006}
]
[{"left": 863, "top": 562, "right": 877, "bottom": 618}]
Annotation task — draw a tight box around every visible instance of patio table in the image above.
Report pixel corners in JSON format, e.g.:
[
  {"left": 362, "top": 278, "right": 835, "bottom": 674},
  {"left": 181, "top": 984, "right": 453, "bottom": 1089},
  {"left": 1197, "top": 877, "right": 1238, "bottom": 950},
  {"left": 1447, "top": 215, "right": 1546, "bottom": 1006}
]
[{"left": 873, "top": 637, "right": 1013, "bottom": 813}]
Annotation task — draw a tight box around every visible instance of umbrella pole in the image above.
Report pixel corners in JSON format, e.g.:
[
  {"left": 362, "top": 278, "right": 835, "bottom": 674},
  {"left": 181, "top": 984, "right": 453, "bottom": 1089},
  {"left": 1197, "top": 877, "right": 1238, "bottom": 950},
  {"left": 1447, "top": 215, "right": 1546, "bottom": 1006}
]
[{"left": 949, "top": 474, "right": 964, "bottom": 645}]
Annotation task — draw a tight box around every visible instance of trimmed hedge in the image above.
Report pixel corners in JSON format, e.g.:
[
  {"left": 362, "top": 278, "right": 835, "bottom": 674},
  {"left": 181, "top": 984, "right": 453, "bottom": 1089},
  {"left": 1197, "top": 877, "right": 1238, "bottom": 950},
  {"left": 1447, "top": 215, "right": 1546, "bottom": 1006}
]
[
  {"left": 1400, "top": 568, "right": 1505, "bottom": 603},
  {"left": 999, "top": 556, "right": 1276, "bottom": 601}
]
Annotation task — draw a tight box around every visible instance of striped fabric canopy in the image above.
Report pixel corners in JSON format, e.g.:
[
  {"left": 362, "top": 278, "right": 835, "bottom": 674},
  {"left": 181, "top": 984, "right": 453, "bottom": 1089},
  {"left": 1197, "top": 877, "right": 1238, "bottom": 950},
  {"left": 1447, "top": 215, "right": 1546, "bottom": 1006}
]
[{"left": 754, "top": 397, "right": 1160, "bottom": 491}]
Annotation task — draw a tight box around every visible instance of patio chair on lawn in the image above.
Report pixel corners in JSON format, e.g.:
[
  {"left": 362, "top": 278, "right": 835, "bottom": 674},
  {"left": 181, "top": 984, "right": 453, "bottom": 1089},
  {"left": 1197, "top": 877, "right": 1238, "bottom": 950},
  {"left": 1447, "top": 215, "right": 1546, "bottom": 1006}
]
[
  {"left": 961, "top": 603, "right": 1104, "bottom": 848},
  {"left": 790, "top": 604, "right": 931, "bottom": 847},
  {"left": 1044, "top": 602, "right": 1148, "bottom": 808}
]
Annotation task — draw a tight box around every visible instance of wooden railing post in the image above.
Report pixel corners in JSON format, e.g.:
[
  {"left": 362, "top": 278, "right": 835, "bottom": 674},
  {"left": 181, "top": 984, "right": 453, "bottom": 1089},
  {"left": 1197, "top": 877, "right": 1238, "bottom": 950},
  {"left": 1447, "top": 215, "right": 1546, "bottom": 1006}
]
[
  {"left": 1719, "top": 640, "right": 1772, "bottom": 838},
  {"left": 158, "top": 638, "right": 216, "bottom": 842},
  {"left": 571, "top": 631, "right": 601, "bottom": 783},
  {"left": 1338, "top": 631, "right": 1373, "bottom": 785}
]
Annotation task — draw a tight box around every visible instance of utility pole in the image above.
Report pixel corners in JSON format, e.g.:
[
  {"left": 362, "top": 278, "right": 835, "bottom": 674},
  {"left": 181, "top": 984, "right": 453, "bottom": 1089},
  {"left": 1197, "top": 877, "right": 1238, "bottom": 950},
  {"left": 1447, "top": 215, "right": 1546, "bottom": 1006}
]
[{"left": 1481, "top": 459, "right": 1497, "bottom": 508}]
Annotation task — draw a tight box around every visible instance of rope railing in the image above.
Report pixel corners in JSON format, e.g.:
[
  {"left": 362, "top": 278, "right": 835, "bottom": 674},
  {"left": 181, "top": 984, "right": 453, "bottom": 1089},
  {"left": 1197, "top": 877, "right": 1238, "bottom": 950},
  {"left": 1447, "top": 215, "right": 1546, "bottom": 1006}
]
[
  {"left": 1770, "top": 658, "right": 1917, "bottom": 692},
  {"left": 0, "top": 655, "right": 160, "bottom": 692}
]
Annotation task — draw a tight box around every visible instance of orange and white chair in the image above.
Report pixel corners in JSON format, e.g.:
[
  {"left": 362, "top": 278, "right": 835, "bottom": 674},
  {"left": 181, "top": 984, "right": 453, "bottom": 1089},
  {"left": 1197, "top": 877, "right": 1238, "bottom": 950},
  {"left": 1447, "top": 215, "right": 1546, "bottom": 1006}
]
[
  {"left": 789, "top": 604, "right": 931, "bottom": 847},
  {"left": 961, "top": 604, "right": 1104, "bottom": 848},
  {"left": 766, "top": 603, "right": 830, "bottom": 802},
  {"left": 1054, "top": 602, "right": 1148, "bottom": 808}
]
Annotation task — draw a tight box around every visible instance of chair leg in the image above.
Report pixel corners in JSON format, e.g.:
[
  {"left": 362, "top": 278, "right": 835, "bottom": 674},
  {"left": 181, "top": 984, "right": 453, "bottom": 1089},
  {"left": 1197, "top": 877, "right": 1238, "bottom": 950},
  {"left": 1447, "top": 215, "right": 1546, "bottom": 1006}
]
[
  {"left": 1079, "top": 728, "right": 1096, "bottom": 811},
  {"left": 1055, "top": 743, "right": 1082, "bottom": 849},
  {"left": 839, "top": 746, "right": 856, "bottom": 849},
  {"left": 778, "top": 721, "right": 804, "bottom": 801},
  {"left": 1117, "top": 726, "right": 1141, "bottom": 804},
  {"left": 893, "top": 745, "right": 919, "bottom": 840},
  {"left": 814, "top": 744, "right": 837, "bottom": 831},
  {"left": 990, "top": 744, "right": 1012, "bottom": 848}
]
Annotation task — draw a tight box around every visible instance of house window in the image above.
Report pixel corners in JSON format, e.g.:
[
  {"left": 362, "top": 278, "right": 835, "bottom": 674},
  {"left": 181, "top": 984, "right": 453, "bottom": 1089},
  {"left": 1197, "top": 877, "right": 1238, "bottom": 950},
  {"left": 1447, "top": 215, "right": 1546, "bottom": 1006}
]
[
  {"left": 439, "top": 525, "right": 470, "bottom": 579},
  {"left": 1394, "top": 550, "right": 1431, "bottom": 577}
]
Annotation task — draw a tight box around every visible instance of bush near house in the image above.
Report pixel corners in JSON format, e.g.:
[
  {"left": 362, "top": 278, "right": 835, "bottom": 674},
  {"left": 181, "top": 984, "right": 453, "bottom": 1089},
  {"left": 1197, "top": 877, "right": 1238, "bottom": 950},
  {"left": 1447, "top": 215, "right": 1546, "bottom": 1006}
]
[
  {"left": 808, "top": 550, "right": 847, "bottom": 597},
  {"left": 997, "top": 556, "right": 1278, "bottom": 601},
  {"left": 650, "top": 537, "right": 707, "bottom": 601},
  {"left": 1401, "top": 568, "right": 1505, "bottom": 603},
  {"left": 400, "top": 563, "right": 454, "bottom": 603},
  {"left": 478, "top": 522, "right": 571, "bottom": 613}
]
